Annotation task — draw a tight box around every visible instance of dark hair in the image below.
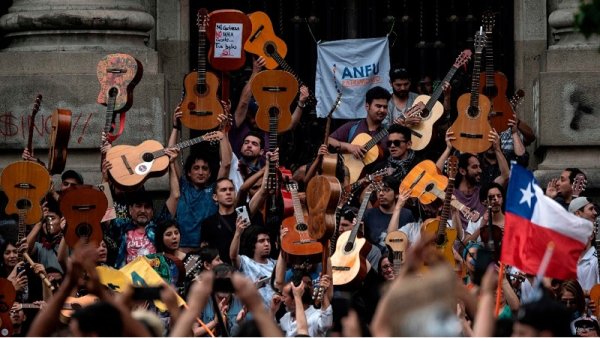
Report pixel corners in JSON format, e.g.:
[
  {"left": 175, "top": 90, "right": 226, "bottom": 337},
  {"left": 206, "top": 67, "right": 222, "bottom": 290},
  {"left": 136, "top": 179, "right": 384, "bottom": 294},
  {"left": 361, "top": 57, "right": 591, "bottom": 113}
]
[
  {"left": 560, "top": 279, "right": 586, "bottom": 316},
  {"left": 340, "top": 206, "right": 359, "bottom": 223},
  {"left": 387, "top": 124, "right": 412, "bottom": 142},
  {"left": 44, "top": 193, "right": 62, "bottom": 217},
  {"left": 382, "top": 176, "right": 400, "bottom": 194},
  {"left": 126, "top": 189, "right": 153, "bottom": 207},
  {"left": 389, "top": 67, "right": 410, "bottom": 82},
  {"left": 199, "top": 246, "right": 220, "bottom": 271},
  {"left": 154, "top": 219, "right": 179, "bottom": 253},
  {"left": 365, "top": 86, "right": 391, "bottom": 104},
  {"left": 456, "top": 152, "right": 478, "bottom": 185},
  {"left": 183, "top": 153, "right": 213, "bottom": 179},
  {"left": 214, "top": 177, "right": 235, "bottom": 193},
  {"left": 71, "top": 301, "right": 123, "bottom": 336},
  {"left": 480, "top": 182, "right": 506, "bottom": 212},
  {"left": 213, "top": 263, "right": 235, "bottom": 278},
  {"left": 565, "top": 168, "right": 585, "bottom": 184},
  {"left": 240, "top": 226, "right": 270, "bottom": 258},
  {"left": 243, "top": 130, "right": 264, "bottom": 150}
]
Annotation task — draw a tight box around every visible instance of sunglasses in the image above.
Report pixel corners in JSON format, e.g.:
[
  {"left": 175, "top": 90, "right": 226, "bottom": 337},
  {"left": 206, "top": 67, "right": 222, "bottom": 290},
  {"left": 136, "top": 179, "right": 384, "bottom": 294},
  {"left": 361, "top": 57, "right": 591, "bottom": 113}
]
[{"left": 387, "top": 140, "right": 408, "bottom": 147}]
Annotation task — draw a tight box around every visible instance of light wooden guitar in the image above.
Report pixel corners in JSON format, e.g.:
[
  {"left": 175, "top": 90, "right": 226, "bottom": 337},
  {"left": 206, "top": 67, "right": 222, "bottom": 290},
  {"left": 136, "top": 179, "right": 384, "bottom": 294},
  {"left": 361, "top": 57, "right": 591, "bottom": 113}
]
[
  {"left": 180, "top": 8, "right": 223, "bottom": 130},
  {"left": 410, "top": 49, "right": 472, "bottom": 150},
  {"left": 400, "top": 160, "right": 480, "bottom": 222},
  {"left": 342, "top": 104, "right": 422, "bottom": 184},
  {"left": 421, "top": 156, "right": 459, "bottom": 267},
  {"left": 331, "top": 186, "right": 374, "bottom": 287},
  {"left": 450, "top": 30, "right": 492, "bottom": 154},
  {"left": 106, "top": 131, "right": 222, "bottom": 187},
  {"left": 384, "top": 230, "right": 408, "bottom": 276}
]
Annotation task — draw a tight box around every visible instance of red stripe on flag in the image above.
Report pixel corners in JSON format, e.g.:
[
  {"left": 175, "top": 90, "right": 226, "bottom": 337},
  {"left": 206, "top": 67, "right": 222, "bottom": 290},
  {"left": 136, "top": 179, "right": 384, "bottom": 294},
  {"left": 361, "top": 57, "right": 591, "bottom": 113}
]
[{"left": 501, "top": 212, "right": 586, "bottom": 280}]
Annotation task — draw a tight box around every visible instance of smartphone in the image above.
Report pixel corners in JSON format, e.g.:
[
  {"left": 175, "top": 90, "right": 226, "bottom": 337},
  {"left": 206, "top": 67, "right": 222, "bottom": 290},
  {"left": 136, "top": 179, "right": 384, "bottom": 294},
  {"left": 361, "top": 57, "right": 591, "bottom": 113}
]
[
  {"left": 255, "top": 276, "right": 270, "bottom": 289},
  {"left": 16, "top": 264, "right": 28, "bottom": 275},
  {"left": 132, "top": 286, "right": 163, "bottom": 300},
  {"left": 235, "top": 206, "right": 250, "bottom": 225},
  {"left": 213, "top": 277, "right": 235, "bottom": 293}
]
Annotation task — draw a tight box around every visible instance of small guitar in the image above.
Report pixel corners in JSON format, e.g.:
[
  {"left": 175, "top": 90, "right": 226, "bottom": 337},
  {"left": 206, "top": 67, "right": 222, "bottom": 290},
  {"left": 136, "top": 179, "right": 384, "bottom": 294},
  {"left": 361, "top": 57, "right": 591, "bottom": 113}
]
[
  {"left": 343, "top": 104, "right": 422, "bottom": 184},
  {"left": 183, "top": 254, "right": 202, "bottom": 279},
  {"left": 252, "top": 69, "right": 298, "bottom": 133},
  {"left": 331, "top": 185, "right": 374, "bottom": 287},
  {"left": 421, "top": 156, "right": 459, "bottom": 267},
  {"left": 450, "top": 30, "right": 492, "bottom": 154},
  {"left": 106, "top": 131, "right": 222, "bottom": 187},
  {"left": 479, "top": 12, "right": 514, "bottom": 133},
  {"left": 181, "top": 8, "right": 224, "bottom": 131},
  {"left": 410, "top": 50, "right": 472, "bottom": 150},
  {"left": 60, "top": 185, "right": 108, "bottom": 248},
  {"left": 47, "top": 108, "right": 72, "bottom": 175},
  {"left": 244, "top": 11, "right": 317, "bottom": 105},
  {"left": 207, "top": 9, "right": 252, "bottom": 72},
  {"left": 572, "top": 173, "right": 587, "bottom": 198},
  {"left": 281, "top": 181, "right": 323, "bottom": 265},
  {"left": 384, "top": 230, "right": 408, "bottom": 276}
]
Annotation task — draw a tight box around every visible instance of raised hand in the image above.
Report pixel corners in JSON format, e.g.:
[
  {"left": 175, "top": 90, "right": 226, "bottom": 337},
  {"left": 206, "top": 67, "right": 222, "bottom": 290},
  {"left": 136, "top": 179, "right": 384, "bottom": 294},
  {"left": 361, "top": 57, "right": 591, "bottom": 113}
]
[
  {"left": 445, "top": 129, "right": 456, "bottom": 150},
  {"left": 545, "top": 178, "right": 558, "bottom": 198}
]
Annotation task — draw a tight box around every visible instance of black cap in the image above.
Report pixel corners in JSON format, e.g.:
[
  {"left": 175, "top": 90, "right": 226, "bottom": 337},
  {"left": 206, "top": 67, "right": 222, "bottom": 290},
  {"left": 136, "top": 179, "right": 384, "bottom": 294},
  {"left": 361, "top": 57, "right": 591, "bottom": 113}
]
[
  {"left": 517, "top": 294, "right": 572, "bottom": 336},
  {"left": 61, "top": 170, "right": 84, "bottom": 184}
]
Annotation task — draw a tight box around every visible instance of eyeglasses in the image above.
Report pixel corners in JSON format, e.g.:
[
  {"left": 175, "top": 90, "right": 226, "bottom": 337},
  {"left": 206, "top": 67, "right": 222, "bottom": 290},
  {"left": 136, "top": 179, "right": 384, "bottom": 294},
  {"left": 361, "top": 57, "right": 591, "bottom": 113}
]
[
  {"left": 386, "top": 140, "right": 408, "bottom": 147},
  {"left": 381, "top": 264, "right": 393, "bottom": 271},
  {"left": 561, "top": 298, "right": 575, "bottom": 306}
]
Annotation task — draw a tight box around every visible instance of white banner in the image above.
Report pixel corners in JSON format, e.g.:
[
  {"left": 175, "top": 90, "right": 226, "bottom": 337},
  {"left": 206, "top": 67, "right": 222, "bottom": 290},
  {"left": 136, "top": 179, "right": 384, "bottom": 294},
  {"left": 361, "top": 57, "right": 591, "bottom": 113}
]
[{"left": 315, "top": 36, "right": 392, "bottom": 119}]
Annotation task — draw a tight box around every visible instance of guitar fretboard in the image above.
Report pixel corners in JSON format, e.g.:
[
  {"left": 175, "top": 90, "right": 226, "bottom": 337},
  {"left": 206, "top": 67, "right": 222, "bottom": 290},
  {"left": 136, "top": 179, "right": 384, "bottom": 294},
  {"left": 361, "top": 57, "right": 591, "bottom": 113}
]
[
  {"left": 469, "top": 51, "right": 483, "bottom": 113},
  {"left": 437, "top": 178, "right": 455, "bottom": 238},
  {"left": 425, "top": 66, "right": 458, "bottom": 113},
  {"left": 484, "top": 30, "right": 496, "bottom": 90},
  {"left": 150, "top": 135, "right": 208, "bottom": 159},
  {"left": 289, "top": 186, "right": 306, "bottom": 225},
  {"left": 345, "top": 188, "right": 373, "bottom": 253},
  {"left": 103, "top": 89, "right": 117, "bottom": 134},
  {"left": 197, "top": 17, "right": 207, "bottom": 87}
]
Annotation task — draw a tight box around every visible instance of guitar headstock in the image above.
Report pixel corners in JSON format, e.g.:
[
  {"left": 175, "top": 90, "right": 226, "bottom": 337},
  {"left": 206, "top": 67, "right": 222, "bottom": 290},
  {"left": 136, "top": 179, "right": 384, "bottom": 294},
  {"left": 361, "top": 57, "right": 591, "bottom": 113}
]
[
  {"left": 286, "top": 180, "right": 299, "bottom": 193},
  {"left": 197, "top": 8, "right": 208, "bottom": 32},
  {"left": 366, "top": 167, "right": 393, "bottom": 185},
  {"left": 203, "top": 131, "right": 223, "bottom": 145},
  {"left": 572, "top": 173, "right": 587, "bottom": 197},
  {"left": 446, "top": 156, "right": 458, "bottom": 180},
  {"left": 453, "top": 49, "right": 472, "bottom": 69},
  {"left": 460, "top": 206, "right": 481, "bottom": 222},
  {"left": 32, "top": 94, "right": 42, "bottom": 118},
  {"left": 474, "top": 29, "right": 487, "bottom": 53},
  {"left": 509, "top": 89, "right": 525, "bottom": 111},
  {"left": 482, "top": 11, "right": 496, "bottom": 33},
  {"left": 327, "top": 92, "right": 342, "bottom": 117}
]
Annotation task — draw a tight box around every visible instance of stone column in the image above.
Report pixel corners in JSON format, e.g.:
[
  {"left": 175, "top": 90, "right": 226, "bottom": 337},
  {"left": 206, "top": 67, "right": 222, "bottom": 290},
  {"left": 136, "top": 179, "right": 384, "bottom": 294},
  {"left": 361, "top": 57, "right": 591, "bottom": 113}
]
[
  {"left": 534, "top": 0, "right": 600, "bottom": 187},
  {"left": 0, "top": 0, "right": 168, "bottom": 191}
]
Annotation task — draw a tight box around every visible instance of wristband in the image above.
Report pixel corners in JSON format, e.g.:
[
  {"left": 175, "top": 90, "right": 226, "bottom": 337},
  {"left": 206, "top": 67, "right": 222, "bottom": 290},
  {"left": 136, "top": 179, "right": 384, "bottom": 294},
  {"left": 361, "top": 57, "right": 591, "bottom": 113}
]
[{"left": 297, "top": 101, "right": 306, "bottom": 108}]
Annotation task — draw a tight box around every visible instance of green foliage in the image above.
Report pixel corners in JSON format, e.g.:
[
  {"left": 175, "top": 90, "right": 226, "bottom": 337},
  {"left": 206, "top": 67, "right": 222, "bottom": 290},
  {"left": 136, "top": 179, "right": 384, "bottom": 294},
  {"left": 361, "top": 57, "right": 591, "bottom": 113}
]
[{"left": 575, "top": 0, "right": 600, "bottom": 38}]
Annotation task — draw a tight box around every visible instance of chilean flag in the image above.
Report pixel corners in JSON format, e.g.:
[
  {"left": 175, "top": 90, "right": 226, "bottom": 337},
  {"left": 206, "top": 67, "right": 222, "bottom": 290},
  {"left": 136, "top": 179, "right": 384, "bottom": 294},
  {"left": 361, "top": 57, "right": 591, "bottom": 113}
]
[{"left": 501, "top": 164, "right": 593, "bottom": 280}]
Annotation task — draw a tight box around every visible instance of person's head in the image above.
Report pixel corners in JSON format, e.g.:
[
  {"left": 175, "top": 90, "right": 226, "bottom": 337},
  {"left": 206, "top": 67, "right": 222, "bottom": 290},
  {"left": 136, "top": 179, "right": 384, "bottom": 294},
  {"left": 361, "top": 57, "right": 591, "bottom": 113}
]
[
  {"left": 199, "top": 246, "right": 223, "bottom": 271},
  {"left": 339, "top": 206, "right": 359, "bottom": 233},
  {"left": 462, "top": 241, "right": 482, "bottom": 274},
  {"left": 2, "top": 240, "right": 19, "bottom": 270},
  {"left": 560, "top": 279, "right": 586, "bottom": 317},
  {"left": 96, "top": 240, "right": 108, "bottom": 264},
  {"left": 513, "top": 294, "right": 572, "bottom": 336},
  {"left": 282, "top": 280, "right": 312, "bottom": 313},
  {"left": 365, "top": 86, "right": 391, "bottom": 124},
  {"left": 212, "top": 178, "right": 236, "bottom": 208},
  {"left": 378, "top": 176, "right": 400, "bottom": 209},
  {"left": 418, "top": 75, "right": 433, "bottom": 95},
  {"left": 389, "top": 67, "right": 411, "bottom": 99},
  {"left": 127, "top": 192, "right": 154, "bottom": 227},
  {"left": 458, "top": 153, "right": 482, "bottom": 186},
  {"left": 9, "top": 304, "right": 26, "bottom": 327},
  {"left": 572, "top": 317, "right": 600, "bottom": 337},
  {"left": 387, "top": 124, "right": 412, "bottom": 160},
  {"left": 132, "top": 309, "right": 164, "bottom": 337},
  {"left": 46, "top": 266, "right": 64, "bottom": 289},
  {"left": 242, "top": 226, "right": 271, "bottom": 260},
  {"left": 70, "top": 301, "right": 123, "bottom": 336},
  {"left": 558, "top": 168, "right": 585, "bottom": 197},
  {"left": 480, "top": 182, "right": 506, "bottom": 213},
  {"left": 241, "top": 130, "right": 264, "bottom": 161},
  {"left": 184, "top": 154, "right": 213, "bottom": 187},
  {"left": 213, "top": 263, "right": 235, "bottom": 302},
  {"left": 154, "top": 220, "right": 180, "bottom": 254},
  {"left": 61, "top": 170, "right": 84, "bottom": 191},
  {"left": 379, "top": 253, "right": 395, "bottom": 281},
  {"left": 42, "top": 199, "right": 63, "bottom": 237},
  {"left": 569, "top": 197, "right": 597, "bottom": 223}
]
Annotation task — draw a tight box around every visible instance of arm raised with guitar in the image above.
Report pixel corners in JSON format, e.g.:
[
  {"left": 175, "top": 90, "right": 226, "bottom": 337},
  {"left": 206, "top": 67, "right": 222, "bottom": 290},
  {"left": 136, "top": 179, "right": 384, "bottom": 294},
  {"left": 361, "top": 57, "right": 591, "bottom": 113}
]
[
  {"left": 488, "top": 129, "right": 510, "bottom": 188},
  {"left": 234, "top": 56, "right": 265, "bottom": 128},
  {"left": 386, "top": 187, "right": 412, "bottom": 235}
]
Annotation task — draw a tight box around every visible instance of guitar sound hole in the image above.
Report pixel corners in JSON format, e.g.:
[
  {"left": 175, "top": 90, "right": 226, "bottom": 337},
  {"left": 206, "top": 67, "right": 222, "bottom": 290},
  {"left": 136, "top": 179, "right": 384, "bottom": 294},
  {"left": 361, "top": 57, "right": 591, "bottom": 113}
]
[
  {"left": 142, "top": 153, "right": 154, "bottom": 162},
  {"left": 421, "top": 108, "right": 430, "bottom": 118},
  {"left": 436, "top": 233, "right": 447, "bottom": 246},
  {"left": 296, "top": 223, "right": 308, "bottom": 231},
  {"left": 16, "top": 199, "right": 32, "bottom": 210},
  {"left": 75, "top": 223, "right": 92, "bottom": 238},
  {"left": 264, "top": 42, "right": 276, "bottom": 56},
  {"left": 268, "top": 107, "right": 280, "bottom": 118},
  {"left": 424, "top": 183, "right": 435, "bottom": 192},
  {"left": 344, "top": 242, "right": 353, "bottom": 253},
  {"left": 196, "top": 84, "right": 207, "bottom": 95},
  {"left": 467, "top": 106, "right": 479, "bottom": 118}
]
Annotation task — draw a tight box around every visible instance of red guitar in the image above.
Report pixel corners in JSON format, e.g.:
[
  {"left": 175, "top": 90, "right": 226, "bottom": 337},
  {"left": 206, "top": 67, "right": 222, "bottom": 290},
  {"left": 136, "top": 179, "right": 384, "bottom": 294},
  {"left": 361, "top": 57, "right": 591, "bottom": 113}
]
[
  {"left": 207, "top": 9, "right": 251, "bottom": 72},
  {"left": 60, "top": 185, "right": 108, "bottom": 248}
]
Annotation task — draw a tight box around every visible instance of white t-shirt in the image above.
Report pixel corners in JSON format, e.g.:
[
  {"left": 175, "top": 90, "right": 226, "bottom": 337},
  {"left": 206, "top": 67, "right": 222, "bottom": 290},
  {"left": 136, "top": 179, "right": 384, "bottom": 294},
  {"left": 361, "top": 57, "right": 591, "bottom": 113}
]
[
  {"left": 279, "top": 305, "right": 333, "bottom": 337},
  {"left": 578, "top": 246, "right": 599, "bottom": 293},
  {"left": 400, "top": 219, "right": 455, "bottom": 246},
  {"left": 239, "top": 255, "right": 276, "bottom": 308}
]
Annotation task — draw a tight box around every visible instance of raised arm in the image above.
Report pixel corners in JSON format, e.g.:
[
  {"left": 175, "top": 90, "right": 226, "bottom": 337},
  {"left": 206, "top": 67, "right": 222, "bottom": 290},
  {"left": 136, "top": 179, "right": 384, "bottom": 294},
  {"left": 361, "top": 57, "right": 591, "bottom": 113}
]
[
  {"left": 229, "top": 216, "right": 248, "bottom": 269},
  {"left": 232, "top": 272, "right": 283, "bottom": 337},
  {"left": 436, "top": 129, "right": 455, "bottom": 172},
  {"left": 170, "top": 272, "right": 214, "bottom": 337},
  {"left": 489, "top": 130, "right": 510, "bottom": 187},
  {"left": 217, "top": 111, "right": 233, "bottom": 180},
  {"left": 247, "top": 158, "right": 270, "bottom": 217},
  {"left": 234, "top": 57, "right": 265, "bottom": 128},
  {"left": 164, "top": 148, "right": 180, "bottom": 217},
  {"left": 507, "top": 117, "right": 526, "bottom": 157},
  {"left": 303, "top": 144, "right": 328, "bottom": 185},
  {"left": 386, "top": 187, "right": 411, "bottom": 234},
  {"left": 292, "top": 281, "right": 309, "bottom": 336},
  {"left": 287, "top": 85, "right": 308, "bottom": 131}
]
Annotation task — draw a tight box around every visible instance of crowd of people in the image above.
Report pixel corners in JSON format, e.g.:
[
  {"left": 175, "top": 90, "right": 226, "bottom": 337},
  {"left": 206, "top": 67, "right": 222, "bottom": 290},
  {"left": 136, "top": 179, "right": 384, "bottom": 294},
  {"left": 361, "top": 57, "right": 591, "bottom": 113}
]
[{"left": 0, "top": 55, "right": 598, "bottom": 337}]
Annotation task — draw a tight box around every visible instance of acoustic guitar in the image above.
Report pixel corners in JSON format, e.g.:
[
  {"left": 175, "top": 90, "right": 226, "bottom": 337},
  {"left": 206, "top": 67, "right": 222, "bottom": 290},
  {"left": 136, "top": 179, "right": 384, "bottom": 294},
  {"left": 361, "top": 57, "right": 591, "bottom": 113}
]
[
  {"left": 400, "top": 160, "right": 480, "bottom": 222},
  {"left": 181, "top": 8, "right": 223, "bottom": 131},
  {"left": 207, "top": 9, "right": 252, "bottom": 72},
  {"left": 244, "top": 11, "right": 317, "bottom": 105},
  {"left": 421, "top": 156, "right": 459, "bottom": 267},
  {"left": 106, "top": 131, "right": 222, "bottom": 187},
  {"left": 60, "top": 185, "right": 108, "bottom": 248},
  {"left": 449, "top": 30, "right": 492, "bottom": 154},
  {"left": 342, "top": 104, "right": 422, "bottom": 184},
  {"left": 479, "top": 12, "right": 514, "bottom": 133},
  {"left": 331, "top": 185, "right": 374, "bottom": 287},
  {"left": 384, "top": 230, "right": 408, "bottom": 276},
  {"left": 47, "top": 108, "right": 72, "bottom": 175},
  {"left": 59, "top": 295, "right": 99, "bottom": 321},
  {"left": 281, "top": 181, "right": 323, "bottom": 265},
  {"left": 0, "top": 278, "right": 15, "bottom": 336},
  {"left": 410, "top": 50, "right": 472, "bottom": 150}
]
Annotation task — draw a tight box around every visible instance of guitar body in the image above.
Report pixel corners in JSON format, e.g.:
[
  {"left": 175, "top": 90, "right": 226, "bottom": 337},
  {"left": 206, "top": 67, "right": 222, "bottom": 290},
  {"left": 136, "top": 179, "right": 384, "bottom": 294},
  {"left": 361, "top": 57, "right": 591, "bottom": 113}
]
[
  {"left": 48, "top": 108, "right": 72, "bottom": 175},
  {"left": 252, "top": 70, "right": 297, "bottom": 133},
  {"left": 244, "top": 11, "right": 288, "bottom": 70},
  {"left": 384, "top": 230, "right": 409, "bottom": 263},
  {"left": 1, "top": 161, "right": 50, "bottom": 224},
  {"left": 60, "top": 185, "right": 108, "bottom": 248},
  {"left": 60, "top": 295, "right": 99, "bottom": 321},
  {"left": 96, "top": 53, "right": 143, "bottom": 113},
  {"left": 450, "top": 93, "right": 492, "bottom": 154},
  {"left": 479, "top": 71, "right": 513, "bottom": 132},
  {"left": 331, "top": 230, "right": 370, "bottom": 287},
  {"left": 281, "top": 214, "right": 323, "bottom": 264},
  {"left": 180, "top": 70, "right": 223, "bottom": 130},
  {"left": 590, "top": 284, "right": 600, "bottom": 318},
  {"left": 321, "top": 154, "right": 338, "bottom": 177},
  {"left": 421, "top": 218, "right": 457, "bottom": 267},
  {"left": 106, "top": 140, "right": 170, "bottom": 187},
  {"left": 400, "top": 160, "right": 448, "bottom": 205},
  {"left": 0, "top": 278, "right": 15, "bottom": 337},
  {"left": 207, "top": 9, "right": 252, "bottom": 71},
  {"left": 410, "top": 95, "right": 445, "bottom": 151},
  {"left": 306, "top": 175, "right": 341, "bottom": 240},
  {"left": 342, "top": 133, "right": 383, "bottom": 183}
]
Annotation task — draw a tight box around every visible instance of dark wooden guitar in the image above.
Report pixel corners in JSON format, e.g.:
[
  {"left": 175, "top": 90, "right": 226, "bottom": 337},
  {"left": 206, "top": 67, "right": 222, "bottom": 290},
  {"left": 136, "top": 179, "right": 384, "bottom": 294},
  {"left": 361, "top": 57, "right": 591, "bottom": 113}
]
[
  {"left": 207, "top": 9, "right": 252, "bottom": 72},
  {"left": 450, "top": 30, "right": 492, "bottom": 154},
  {"left": 422, "top": 156, "right": 459, "bottom": 267},
  {"left": 106, "top": 131, "right": 222, "bottom": 187},
  {"left": 181, "top": 8, "right": 223, "bottom": 131},
  {"left": 0, "top": 278, "right": 15, "bottom": 336},
  {"left": 47, "top": 108, "right": 72, "bottom": 175},
  {"left": 384, "top": 230, "right": 409, "bottom": 276},
  {"left": 410, "top": 50, "right": 472, "bottom": 150},
  {"left": 281, "top": 181, "right": 323, "bottom": 265},
  {"left": 331, "top": 185, "right": 374, "bottom": 287},
  {"left": 244, "top": 11, "right": 317, "bottom": 105},
  {"left": 479, "top": 12, "right": 514, "bottom": 133},
  {"left": 60, "top": 185, "right": 108, "bottom": 248}
]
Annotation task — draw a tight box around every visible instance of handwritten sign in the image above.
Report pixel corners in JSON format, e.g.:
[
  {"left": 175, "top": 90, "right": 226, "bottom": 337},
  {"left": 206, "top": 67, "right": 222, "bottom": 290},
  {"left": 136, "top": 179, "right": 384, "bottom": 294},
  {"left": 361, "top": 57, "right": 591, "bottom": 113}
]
[{"left": 214, "top": 23, "right": 243, "bottom": 58}]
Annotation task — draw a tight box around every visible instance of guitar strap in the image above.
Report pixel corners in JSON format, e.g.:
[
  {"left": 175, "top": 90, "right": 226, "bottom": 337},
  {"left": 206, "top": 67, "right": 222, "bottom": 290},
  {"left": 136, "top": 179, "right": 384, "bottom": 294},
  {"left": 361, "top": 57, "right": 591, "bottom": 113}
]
[
  {"left": 347, "top": 121, "right": 361, "bottom": 143},
  {"left": 107, "top": 112, "right": 127, "bottom": 143}
]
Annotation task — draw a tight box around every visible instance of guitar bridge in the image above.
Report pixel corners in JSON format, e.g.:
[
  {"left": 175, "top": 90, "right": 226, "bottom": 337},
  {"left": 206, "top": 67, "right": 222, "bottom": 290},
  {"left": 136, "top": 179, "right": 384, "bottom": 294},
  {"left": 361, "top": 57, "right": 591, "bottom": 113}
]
[
  {"left": 410, "top": 129, "right": 423, "bottom": 138},
  {"left": 332, "top": 266, "right": 350, "bottom": 271},
  {"left": 190, "top": 110, "right": 213, "bottom": 117},
  {"left": 459, "top": 132, "right": 483, "bottom": 139},
  {"left": 120, "top": 155, "right": 134, "bottom": 175}
]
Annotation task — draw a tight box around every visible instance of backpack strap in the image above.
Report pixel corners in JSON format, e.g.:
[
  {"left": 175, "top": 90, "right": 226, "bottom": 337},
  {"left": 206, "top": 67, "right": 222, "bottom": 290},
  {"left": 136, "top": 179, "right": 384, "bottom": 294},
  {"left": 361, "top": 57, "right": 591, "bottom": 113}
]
[{"left": 347, "top": 120, "right": 361, "bottom": 143}]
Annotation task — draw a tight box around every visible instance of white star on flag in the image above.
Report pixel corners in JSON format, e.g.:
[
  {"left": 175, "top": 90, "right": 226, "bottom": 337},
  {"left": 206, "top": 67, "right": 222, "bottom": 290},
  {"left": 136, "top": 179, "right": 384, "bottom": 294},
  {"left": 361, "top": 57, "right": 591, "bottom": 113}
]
[{"left": 519, "top": 181, "right": 535, "bottom": 208}]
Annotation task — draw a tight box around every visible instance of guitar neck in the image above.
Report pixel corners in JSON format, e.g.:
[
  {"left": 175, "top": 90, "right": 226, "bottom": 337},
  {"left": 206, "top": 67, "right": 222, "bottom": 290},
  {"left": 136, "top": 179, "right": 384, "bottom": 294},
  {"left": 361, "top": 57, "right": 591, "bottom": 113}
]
[
  {"left": 363, "top": 128, "right": 389, "bottom": 152},
  {"left": 469, "top": 51, "right": 483, "bottom": 108},
  {"left": 290, "top": 188, "right": 306, "bottom": 225},
  {"left": 393, "top": 252, "right": 402, "bottom": 275},
  {"left": 268, "top": 112, "right": 279, "bottom": 181},
  {"left": 103, "top": 93, "right": 117, "bottom": 135},
  {"left": 345, "top": 189, "right": 373, "bottom": 252},
  {"left": 428, "top": 185, "right": 469, "bottom": 215},
  {"left": 424, "top": 66, "right": 458, "bottom": 113},
  {"left": 437, "top": 178, "right": 455, "bottom": 237},
  {"left": 17, "top": 211, "right": 26, "bottom": 261},
  {"left": 484, "top": 31, "right": 495, "bottom": 87},
  {"left": 27, "top": 95, "right": 42, "bottom": 153},
  {"left": 152, "top": 135, "right": 208, "bottom": 159},
  {"left": 197, "top": 27, "right": 207, "bottom": 86}
]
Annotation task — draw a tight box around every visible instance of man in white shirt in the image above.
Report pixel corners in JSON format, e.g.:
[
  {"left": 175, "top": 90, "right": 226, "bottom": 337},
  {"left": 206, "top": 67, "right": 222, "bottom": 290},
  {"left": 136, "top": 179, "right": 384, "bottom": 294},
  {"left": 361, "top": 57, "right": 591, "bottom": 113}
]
[
  {"left": 279, "top": 280, "right": 333, "bottom": 337},
  {"left": 569, "top": 197, "right": 599, "bottom": 293}
]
